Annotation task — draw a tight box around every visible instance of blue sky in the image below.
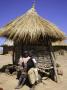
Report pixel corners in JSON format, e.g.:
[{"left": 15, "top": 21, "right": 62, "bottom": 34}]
[{"left": 0, "top": 0, "right": 67, "bottom": 45}]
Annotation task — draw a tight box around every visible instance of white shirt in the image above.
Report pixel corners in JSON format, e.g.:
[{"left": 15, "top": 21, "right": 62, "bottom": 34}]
[
  {"left": 18, "top": 56, "right": 30, "bottom": 66},
  {"left": 18, "top": 57, "right": 37, "bottom": 66}
]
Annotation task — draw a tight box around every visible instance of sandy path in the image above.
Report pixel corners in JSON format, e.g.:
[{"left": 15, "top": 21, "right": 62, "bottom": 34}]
[{"left": 0, "top": 53, "right": 67, "bottom": 90}]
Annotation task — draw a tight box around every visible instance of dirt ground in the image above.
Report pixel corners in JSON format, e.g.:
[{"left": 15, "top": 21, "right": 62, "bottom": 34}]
[{"left": 0, "top": 52, "right": 67, "bottom": 90}]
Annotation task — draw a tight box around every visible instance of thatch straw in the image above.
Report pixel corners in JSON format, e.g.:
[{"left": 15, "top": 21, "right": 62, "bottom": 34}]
[
  {"left": 52, "top": 41, "right": 67, "bottom": 46},
  {"left": 3, "top": 39, "right": 13, "bottom": 46},
  {"left": 0, "top": 7, "right": 65, "bottom": 43}
]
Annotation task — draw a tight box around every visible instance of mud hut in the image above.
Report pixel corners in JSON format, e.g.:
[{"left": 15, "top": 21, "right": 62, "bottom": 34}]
[
  {"left": 2, "top": 39, "right": 13, "bottom": 54},
  {"left": 52, "top": 41, "right": 67, "bottom": 55},
  {"left": 0, "top": 5, "right": 65, "bottom": 81}
]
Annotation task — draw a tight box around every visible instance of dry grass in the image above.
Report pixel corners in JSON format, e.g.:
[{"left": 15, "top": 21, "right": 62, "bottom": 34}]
[{"left": 0, "top": 7, "right": 65, "bottom": 43}]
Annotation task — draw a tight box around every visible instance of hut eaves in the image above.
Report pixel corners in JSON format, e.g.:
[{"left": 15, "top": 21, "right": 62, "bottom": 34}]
[{"left": 52, "top": 41, "right": 67, "bottom": 46}]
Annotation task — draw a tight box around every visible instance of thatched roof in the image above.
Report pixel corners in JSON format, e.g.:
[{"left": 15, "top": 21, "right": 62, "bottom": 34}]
[
  {"left": 0, "top": 7, "right": 65, "bottom": 44},
  {"left": 3, "top": 39, "right": 13, "bottom": 46},
  {"left": 52, "top": 41, "right": 67, "bottom": 46}
]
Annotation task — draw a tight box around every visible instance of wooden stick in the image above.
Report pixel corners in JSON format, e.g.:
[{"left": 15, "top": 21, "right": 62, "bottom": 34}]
[{"left": 48, "top": 39, "right": 58, "bottom": 82}]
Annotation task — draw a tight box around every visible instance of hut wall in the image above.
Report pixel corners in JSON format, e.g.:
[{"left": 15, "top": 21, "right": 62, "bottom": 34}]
[
  {"left": 14, "top": 42, "right": 22, "bottom": 64},
  {"left": 53, "top": 46, "right": 67, "bottom": 55},
  {"left": 14, "top": 44, "right": 53, "bottom": 68},
  {"left": 3, "top": 46, "right": 13, "bottom": 54},
  {"left": 53, "top": 46, "right": 67, "bottom": 51},
  {"left": 31, "top": 45, "right": 53, "bottom": 69}
]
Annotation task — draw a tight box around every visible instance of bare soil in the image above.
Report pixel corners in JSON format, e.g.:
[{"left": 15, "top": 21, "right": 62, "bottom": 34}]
[{"left": 0, "top": 52, "right": 67, "bottom": 90}]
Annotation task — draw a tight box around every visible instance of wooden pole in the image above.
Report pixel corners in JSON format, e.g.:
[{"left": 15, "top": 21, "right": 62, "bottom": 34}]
[
  {"left": 50, "top": 52, "right": 58, "bottom": 82},
  {"left": 47, "top": 38, "right": 58, "bottom": 82},
  {"left": 12, "top": 44, "right": 15, "bottom": 64}
]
